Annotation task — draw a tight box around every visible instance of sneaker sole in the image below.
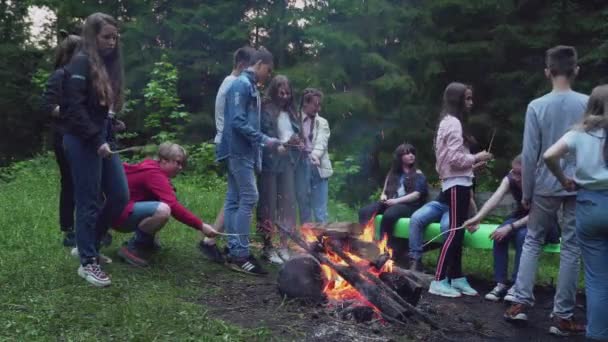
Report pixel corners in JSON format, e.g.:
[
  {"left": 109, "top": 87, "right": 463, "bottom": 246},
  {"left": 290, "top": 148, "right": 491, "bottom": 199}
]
[
  {"left": 455, "top": 290, "right": 478, "bottom": 296},
  {"left": 504, "top": 295, "right": 516, "bottom": 302},
  {"left": 428, "top": 288, "right": 462, "bottom": 298},
  {"left": 227, "top": 263, "right": 267, "bottom": 276},
  {"left": 548, "top": 326, "right": 584, "bottom": 337},
  {"left": 77, "top": 267, "right": 111, "bottom": 287},
  {"left": 484, "top": 294, "right": 501, "bottom": 302},
  {"left": 117, "top": 248, "right": 149, "bottom": 268},
  {"left": 504, "top": 313, "right": 528, "bottom": 322}
]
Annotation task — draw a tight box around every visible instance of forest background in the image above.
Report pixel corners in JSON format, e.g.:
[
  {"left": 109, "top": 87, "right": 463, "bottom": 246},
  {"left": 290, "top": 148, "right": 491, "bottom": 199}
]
[{"left": 3, "top": 0, "right": 608, "bottom": 203}]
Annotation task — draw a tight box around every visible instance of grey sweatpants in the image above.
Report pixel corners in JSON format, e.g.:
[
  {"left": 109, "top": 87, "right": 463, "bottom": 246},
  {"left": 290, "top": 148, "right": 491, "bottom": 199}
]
[{"left": 511, "top": 195, "right": 581, "bottom": 319}]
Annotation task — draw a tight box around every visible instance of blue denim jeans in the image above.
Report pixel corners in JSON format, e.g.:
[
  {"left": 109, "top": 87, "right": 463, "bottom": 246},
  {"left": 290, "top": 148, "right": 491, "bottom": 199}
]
[
  {"left": 493, "top": 217, "right": 527, "bottom": 284},
  {"left": 224, "top": 157, "right": 258, "bottom": 259},
  {"left": 408, "top": 201, "right": 449, "bottom": 260},
  {"left": 63, "top": 134, "right": 129, "bottom": 265},
  {"left": 295, "top": 157, "right": 328, "bottom": 224},
  {"left": 493, "top": 217, "right": 560, "bottom": 285},
  {"left": 576, "top": 189, "right": 608, "bottom": 340}
]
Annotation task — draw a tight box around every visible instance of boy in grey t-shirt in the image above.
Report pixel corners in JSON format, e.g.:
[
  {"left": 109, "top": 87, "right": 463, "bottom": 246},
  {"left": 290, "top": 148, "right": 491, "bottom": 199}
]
[
  {"left": 504, "top": 45, "right": 587, "bottom": 336},
  {"left": 201, "top": 47, "right": 255, "bottom": 262}
]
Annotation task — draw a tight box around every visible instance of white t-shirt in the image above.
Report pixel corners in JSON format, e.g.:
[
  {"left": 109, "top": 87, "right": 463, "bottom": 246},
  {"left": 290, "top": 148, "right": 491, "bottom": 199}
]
[
  {"left": 563, "top": 128, "right": 608, "bottom": 190},
  {"left": 277, "top": 111, "right": 295, "bottom": 143},
  {"left": 214, "top": 74, "right": 238, "bottom": 144}
]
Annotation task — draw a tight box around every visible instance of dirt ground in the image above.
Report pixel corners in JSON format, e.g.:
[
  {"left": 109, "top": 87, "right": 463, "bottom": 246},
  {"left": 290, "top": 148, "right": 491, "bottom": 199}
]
[{"left": 198, "top": 264, "right": 587, "bottom": 342}]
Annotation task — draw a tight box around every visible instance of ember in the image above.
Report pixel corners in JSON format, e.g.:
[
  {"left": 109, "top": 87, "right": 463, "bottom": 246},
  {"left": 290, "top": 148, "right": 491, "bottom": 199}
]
[{"left": 277, "top": 218, "right": 434, "bottom": 327}]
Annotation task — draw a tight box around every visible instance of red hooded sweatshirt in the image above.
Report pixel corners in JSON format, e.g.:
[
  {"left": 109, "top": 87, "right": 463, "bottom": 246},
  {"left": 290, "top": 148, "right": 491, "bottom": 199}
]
[{"left": 114, "top": 159, "right": 203, "bottom": 230}]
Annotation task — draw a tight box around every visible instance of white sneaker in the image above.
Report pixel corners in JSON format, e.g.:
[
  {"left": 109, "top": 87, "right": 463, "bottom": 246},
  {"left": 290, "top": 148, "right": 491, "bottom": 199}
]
[
  {"left": 278, "top": 248, "right": 291, "bottom": 262},
  {"left": 263, "top": 249, "right": 284, "bottom": 265},
  {"left": 78, "top": 263, "right": 111, "bottom": 287},
  {"left": 71, "top": 247, "right": 113, "bottom": 264},
  {"left": 503, "top": 286, "right": 516, "bottom": 302}
]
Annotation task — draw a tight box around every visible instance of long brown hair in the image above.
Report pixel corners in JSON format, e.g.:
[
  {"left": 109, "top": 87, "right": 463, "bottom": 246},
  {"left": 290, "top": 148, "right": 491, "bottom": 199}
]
[
  {"left": 54, "top": 34, "right": 81, "bottom": 69},
  {"left": 434, "top": 82, "right": 476, "bottom": 150},
  {"left": 81, "top": 12, "right": 124, "bottom": 110},
  {"left": 576, "top": 84, "right": 608, "bottom": 165},
  {"left": 384, "top": 143, "right": 422, "bottom": 200},
  {"left": 263, "top": 75, "right": 297, "bottom": 119}
]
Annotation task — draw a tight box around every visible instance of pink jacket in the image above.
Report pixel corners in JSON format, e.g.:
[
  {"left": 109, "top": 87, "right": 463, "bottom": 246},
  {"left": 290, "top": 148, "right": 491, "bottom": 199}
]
[{"left": 434, "top": 115, "right": 475, "bottom": 180}]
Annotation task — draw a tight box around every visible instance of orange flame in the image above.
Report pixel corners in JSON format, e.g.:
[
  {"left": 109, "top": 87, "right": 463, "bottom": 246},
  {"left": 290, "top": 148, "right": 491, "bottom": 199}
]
[{"left": 317, "top": 216, "right": 395, "bottom": 309}]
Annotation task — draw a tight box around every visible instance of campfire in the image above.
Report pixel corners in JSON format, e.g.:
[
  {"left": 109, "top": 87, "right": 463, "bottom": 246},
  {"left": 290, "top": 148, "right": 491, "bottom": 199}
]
[{"left": 277, "top": 219, "right": 436, "bottom": 327}]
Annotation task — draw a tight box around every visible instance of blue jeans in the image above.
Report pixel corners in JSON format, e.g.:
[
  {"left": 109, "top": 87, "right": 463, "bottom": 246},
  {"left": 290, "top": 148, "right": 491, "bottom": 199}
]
[
  {"left": 295, "top": 157, "right": 328, "bottom": 224},
  {"left": 408, "top": 201, "right": 449, "bottom": 261},
  {"left": 493, "top": 217, "right": 527, "bottom": 284},
  {"left": 119, "top": 201, "right": 160, "bottom": 232},
  {"left": 493, "top": 217, "right": 560, "bottom": 284},
  {"left": 224, "top": 157, "right": 258, "bottom": 259},
  {"left": 576, "top": 189, "right": 608, "bottom": 340},
  {"left": 63, "top": 134, "right": 129, "bottom": 265}
]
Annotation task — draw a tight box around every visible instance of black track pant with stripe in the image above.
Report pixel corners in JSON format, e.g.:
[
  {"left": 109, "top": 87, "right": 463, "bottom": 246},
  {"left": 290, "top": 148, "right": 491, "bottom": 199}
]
[{"left": 434, "top": 185, "right": 471, "bottom": 281}]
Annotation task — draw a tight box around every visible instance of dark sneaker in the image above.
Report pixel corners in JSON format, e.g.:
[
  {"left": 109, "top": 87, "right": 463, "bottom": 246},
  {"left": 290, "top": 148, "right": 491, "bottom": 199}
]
[
  {"left": 485, "top": 284, "right": 508, "bottom": 302},
  {"left": 117, "top": 245, "right": 149, "bottom": 267},
  {"left": 228, "top": 255, "right": 267, "bottom": 276},
  {"left": 504, "top": 303, "right": 529, "bottom": 321},
  {"left": 198, "top": 241, "right": 225, "bottom": 264},
  {"left": 549, "top": 315, "right": 586, "bottom": 336},
  {"left": 100, "top": 232, "right": 113, "bottom": 247},
  {"left": 63, "top": 231, "right": 76, "bottom": 247},
  {"left": 78, "top": 262, "right": 111, "bottom": 287}
]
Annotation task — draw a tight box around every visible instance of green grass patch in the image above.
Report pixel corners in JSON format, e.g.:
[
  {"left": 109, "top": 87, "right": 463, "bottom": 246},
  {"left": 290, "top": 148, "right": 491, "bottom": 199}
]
[{"left": 0, "top": 154, "right": 582, "bottom": 340}]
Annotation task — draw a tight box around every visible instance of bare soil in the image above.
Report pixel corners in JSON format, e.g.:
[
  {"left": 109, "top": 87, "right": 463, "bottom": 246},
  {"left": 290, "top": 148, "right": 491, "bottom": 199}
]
[{"left": 198, "top": 263, "right": 587, "bottom": 342}]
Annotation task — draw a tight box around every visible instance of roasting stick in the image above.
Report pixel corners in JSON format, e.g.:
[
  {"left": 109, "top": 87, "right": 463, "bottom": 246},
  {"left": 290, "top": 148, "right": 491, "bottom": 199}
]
[
  {"left": 421, "top": 225, "right": 467, "bottom": 248},
  {"left": 487, "top": 128, "right": 496, "bottom": 154},
  {"left": 110, "top": 146, "right": 144, "bottom": 154}
]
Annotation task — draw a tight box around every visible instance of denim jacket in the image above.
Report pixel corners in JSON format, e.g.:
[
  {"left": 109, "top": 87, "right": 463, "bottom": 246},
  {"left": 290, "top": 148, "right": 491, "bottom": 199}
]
[{"left": 216, "top": 69, "right": 271, "bottom": 171}]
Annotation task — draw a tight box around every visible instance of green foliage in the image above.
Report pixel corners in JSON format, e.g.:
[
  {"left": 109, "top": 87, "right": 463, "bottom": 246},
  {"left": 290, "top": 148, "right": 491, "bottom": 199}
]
[
  {"left": 143, "top": 54, "right": 190, "bottom": 143},
  {"left": 6, "top": 0, "right": 608, "bottom": 202},
  {"left": 328, "top": 154, "right": 361, "bottom": 202}
]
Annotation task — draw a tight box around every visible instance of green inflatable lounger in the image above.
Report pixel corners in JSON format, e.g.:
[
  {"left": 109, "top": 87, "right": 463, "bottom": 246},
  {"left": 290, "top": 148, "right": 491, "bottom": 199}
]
[{"left": 373, "top": 215, "right": 560, "bottom": 253}]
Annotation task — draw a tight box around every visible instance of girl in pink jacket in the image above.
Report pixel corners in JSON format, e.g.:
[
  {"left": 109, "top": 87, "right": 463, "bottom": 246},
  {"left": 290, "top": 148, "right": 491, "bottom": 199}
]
[{"left": 429, "top": 83, "right": 493, "bottom": 298}]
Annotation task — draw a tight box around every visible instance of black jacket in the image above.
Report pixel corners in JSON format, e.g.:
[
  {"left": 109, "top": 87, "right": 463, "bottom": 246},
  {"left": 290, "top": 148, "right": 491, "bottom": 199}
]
[
  {"left": 63, "top": 52, "right": 110, "bottom": 148},
  {"left": 41, "top": 68, "right": 67, "bottom": 134}
]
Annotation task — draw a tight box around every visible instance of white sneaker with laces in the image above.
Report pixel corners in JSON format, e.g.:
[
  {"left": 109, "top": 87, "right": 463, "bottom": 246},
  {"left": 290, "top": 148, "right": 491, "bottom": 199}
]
[
  {"left": 264, "top": 249, "right": 284, "bottom": 265},
  {"left": 78, "top": 263, "right": 111, "bottom": 287},
  {"left": 503, "top": 285, "right": 516, "bottom": 302}
]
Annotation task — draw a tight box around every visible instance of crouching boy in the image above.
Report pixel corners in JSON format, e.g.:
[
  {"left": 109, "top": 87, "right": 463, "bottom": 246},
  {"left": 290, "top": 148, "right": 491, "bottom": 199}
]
[{"left": 114, "top": 142, "right": 217, "bottom": 266}]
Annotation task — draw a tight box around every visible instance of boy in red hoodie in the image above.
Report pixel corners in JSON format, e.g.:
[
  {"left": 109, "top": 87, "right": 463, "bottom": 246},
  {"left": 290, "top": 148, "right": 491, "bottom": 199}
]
[{"left": 114, "top": 142, "right": 217, "bottom": 266}]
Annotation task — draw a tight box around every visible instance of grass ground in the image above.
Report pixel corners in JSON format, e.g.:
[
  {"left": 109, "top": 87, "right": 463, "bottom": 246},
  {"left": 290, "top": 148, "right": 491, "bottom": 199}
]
[{"left": 0, "top": 155, "right": 581, "bottom": 341}]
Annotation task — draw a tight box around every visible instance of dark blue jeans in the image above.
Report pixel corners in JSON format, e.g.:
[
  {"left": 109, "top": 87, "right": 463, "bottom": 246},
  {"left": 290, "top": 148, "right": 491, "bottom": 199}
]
[
  {"left": 63, "top": 134, "right": 129, "bottom": 265},
  {"left": 493, "top": 216, "right": 560, "bottom": 284},
  {"left": 493, "top": 217, "right": 527, "bottom": 284},
  {"left": 53, "top": 131, "right": 74, "bottom": 231}
]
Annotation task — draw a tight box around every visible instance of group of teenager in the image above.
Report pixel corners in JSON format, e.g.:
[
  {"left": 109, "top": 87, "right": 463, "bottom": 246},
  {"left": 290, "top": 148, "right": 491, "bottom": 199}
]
[
  {"left": 206, "top": 46, "right": 333, "bottom": 273},
  {"left": 357, "top": 45, "right": 608, "bottom": 340},
  {"left": 43, "top": 13, "right": 334, "bottom": 284},
  {"left": 42, "top": 11, "right": 607, "bottom": 341}
]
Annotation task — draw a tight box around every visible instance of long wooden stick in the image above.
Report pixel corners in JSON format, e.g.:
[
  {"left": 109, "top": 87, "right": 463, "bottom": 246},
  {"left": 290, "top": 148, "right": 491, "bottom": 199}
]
[{"left": 487, "top": 128, "right": 496, "bottom": 153}]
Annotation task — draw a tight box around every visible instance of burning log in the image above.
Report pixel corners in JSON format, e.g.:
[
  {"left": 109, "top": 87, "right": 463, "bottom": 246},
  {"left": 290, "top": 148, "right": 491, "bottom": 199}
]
[
  {"left": 277, "top": 223, "right": 439, "bottom": 329},
  {"left": 379, "top": 272, "right": 423, "bottom": 307},
  {"left": 277, "top": 255, "right": 326, "bottom": 304}
]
